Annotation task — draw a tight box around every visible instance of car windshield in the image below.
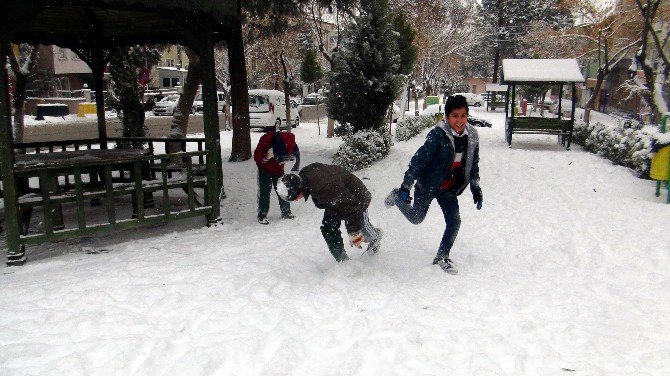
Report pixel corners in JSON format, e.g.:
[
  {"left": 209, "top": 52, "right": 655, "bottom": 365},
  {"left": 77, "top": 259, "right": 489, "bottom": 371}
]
[{"left": 160, "top": 95, "right": 179, "bottom": 102}]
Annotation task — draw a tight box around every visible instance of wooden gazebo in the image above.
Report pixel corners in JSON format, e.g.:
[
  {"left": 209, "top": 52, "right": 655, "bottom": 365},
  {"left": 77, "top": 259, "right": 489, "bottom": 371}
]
[
  {"left": 502, "top": 59, "right": 585, "bottom": 149},
  {"left": 1, "top": 0, "right": 238, "bottom": 265}
]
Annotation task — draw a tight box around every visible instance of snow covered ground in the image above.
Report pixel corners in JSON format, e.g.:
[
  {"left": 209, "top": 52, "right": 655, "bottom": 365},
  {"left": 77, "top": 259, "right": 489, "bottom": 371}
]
[{"left": 1, "top": 108, "right": 669, "bottom": 375}]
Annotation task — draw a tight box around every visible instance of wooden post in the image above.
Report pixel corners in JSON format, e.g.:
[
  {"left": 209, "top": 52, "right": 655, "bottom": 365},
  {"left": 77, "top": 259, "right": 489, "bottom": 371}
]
[
  {"left": 0, "top": 40, "right": 25, "bottom": 264},
  {"left": 200, "top": 21, "right": 222, "bottom": 224}
]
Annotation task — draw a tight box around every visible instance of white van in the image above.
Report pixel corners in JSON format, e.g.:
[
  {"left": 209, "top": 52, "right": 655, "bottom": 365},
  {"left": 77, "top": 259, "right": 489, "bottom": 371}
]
[
  {"left": 453, "top": 92, "right": 484, "bottom": 107},
  {"left": 248, "top": 89, "right": 300, "bottom": 130},
  {"left": 192, "top": 91, "right": 226, "bottom": 114}
]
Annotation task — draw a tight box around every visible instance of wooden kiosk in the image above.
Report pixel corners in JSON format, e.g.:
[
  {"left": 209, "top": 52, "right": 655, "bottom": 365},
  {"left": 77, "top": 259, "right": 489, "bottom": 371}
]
[
  {"left": 502, "top": 59, "right": 585, "bottom": 149},
  {"left": 1, "top": 0, "right": 238, "bottom": 265}
]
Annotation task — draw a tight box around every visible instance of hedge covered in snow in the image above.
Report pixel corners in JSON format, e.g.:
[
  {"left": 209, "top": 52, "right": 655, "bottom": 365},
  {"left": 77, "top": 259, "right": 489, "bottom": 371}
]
[
  {"left": 333, "top": 130, "right": 393, "bottom": 171},
  {"left": 395, "top": 115, "right": 435, "bottom": 141},
  {"left": 572, "top": 118, "right": 664, "bottom": 178}
]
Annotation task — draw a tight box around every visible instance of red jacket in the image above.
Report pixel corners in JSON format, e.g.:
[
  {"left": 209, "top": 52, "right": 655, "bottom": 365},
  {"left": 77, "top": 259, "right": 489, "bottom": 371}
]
[{"left": 254, "top": 131, "right": 300, "bottom": 175}]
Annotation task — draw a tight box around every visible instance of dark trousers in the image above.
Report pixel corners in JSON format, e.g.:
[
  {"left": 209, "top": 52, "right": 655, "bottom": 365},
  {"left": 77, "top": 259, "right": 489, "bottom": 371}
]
[
  {"left": 320, "top": 209, "right": 379, "bottom": 262},
  {"left": 394, "top": 186, "right": 461, "bottom": 259},
  {"left": 257, "top": 170, "right": 290, "bottom": 217}
]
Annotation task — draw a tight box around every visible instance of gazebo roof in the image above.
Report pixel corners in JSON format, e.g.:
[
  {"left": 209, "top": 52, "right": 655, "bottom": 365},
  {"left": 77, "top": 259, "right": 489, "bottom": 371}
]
[
  {"left": 4, "top": 0, "right": 238, "bottom": 48},
  {"left": 502, "top": 59, "right": 585, "bottom": 84}
]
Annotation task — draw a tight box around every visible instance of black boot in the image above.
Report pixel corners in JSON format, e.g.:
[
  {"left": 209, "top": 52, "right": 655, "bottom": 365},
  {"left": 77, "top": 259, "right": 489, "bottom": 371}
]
[{"left": 321, "top": 225, "right": 348, "bottom": 262}]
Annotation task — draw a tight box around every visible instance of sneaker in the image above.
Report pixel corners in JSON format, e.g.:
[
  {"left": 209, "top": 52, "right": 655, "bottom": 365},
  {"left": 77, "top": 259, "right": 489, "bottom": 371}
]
[
  {"left": 366, "top": 229, "right": 383, "bottom": 255},
  {"left": 257, "top": 215, "right": 269, "bottom": 225},
  {"left": 384, "top": 189, "right": 399, "bottom": 208},
  {"left": 282, "top": 212, "right": 295, "bottom": 219},
  {"left": 433, "top": 257, "right": 458, "bottom": 274}
]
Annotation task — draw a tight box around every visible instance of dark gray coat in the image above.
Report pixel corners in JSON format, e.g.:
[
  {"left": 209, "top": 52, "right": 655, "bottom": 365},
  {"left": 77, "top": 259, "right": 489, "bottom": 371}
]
[{"left": 299, "top": 163, "right": 372, "bottom": 233}]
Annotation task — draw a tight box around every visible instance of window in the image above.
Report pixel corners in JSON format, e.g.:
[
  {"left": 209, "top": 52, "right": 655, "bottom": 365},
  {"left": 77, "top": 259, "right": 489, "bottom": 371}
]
[
  {"left": 162, "top": 78, "right": 171, "bottom": 87},
  {"left": 165, "top": 59, "right": 175, "bottom": 67},
  {"left": 171, "top": 78, "right": 180, "bottom": 87}
]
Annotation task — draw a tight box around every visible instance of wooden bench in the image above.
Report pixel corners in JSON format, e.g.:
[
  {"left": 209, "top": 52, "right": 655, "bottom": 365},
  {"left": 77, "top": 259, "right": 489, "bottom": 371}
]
[{"left": 506, "top": 117, "right": 574, "bottom": 149}]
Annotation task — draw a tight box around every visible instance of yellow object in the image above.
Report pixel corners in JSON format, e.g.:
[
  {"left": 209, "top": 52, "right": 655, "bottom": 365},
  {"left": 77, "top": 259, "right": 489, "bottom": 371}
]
[
  {"left": 77, "top": 103, "right": 97, "bottom": 117},
  {"left": 650, "top": 145, "right": 670, "bottom": 180}
]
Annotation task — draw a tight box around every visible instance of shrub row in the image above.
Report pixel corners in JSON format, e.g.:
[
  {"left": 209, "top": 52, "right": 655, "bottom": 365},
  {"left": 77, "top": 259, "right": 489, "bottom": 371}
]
[
  {"left": 333, "top": 130, "right": 393, "bottom": 171},
  {"left": 395, "top": 115, "right": 435, "bottom": 141},
  {"left": 572, "top": 118, "right": 664, "bottom": 178}
]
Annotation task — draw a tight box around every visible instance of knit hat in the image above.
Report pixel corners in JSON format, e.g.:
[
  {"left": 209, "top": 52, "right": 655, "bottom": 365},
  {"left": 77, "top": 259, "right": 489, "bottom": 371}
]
[
  {"left": 276, "top": 173, "right": 304, "bottom": 201},
  {"left": 444, "top": 95, "right": 469, "bottom": 116}
]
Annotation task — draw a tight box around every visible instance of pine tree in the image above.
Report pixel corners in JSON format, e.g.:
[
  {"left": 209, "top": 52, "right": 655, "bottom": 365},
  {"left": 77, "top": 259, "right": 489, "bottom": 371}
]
[
  {"left": 300, "top": 49, "right": 323, "bottom": 87},
  {"left": 327, "top": 0, "right": 401, "bottom": 132}
]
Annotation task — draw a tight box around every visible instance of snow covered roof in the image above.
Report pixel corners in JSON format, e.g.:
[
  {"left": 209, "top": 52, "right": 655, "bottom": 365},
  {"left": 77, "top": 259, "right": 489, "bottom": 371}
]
[
  {"left": 502, "top": 59, "right": 585, "bottom": 83},
  {"left": 485, "top": 84, "right": 508, "bottom": 92}
]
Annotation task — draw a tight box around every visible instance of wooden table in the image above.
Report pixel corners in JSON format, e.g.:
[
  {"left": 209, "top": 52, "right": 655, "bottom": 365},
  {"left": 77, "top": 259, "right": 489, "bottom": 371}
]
[{"left": 14, "top": 149, "right": 153, "bottom": 231}]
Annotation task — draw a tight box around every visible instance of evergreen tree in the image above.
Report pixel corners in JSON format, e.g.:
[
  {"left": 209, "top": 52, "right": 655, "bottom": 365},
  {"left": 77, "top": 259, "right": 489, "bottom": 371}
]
[
  {"left": 327, "top": 0, "right": 402, "bottom": 132},
  {"left": 300, "top": 49, "right": 323, "bottom": 86}
]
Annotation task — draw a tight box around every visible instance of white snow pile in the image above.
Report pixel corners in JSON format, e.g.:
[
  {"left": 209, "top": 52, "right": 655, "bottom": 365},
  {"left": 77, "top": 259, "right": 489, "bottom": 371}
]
[{"left": 1, "top": 108, "right": 669, "bottom": 375}]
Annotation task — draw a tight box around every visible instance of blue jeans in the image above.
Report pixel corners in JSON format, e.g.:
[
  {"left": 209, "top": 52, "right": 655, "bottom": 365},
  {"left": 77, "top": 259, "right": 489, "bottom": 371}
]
[{"left": 394, "top": 186, "right": 461, "bottom": 259}]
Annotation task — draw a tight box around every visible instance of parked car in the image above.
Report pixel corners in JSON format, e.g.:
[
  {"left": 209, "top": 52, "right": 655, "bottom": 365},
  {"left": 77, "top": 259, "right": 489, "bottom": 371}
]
[
  {"left": 248, "top": 89, "right": 301, "bottom": 130},
  {"left": 453, "top": 92, "right": 484, "bottom": 107},
  {"left": 301, "top": 93, "right": 326, "bottom": 106},
  {"left": 192, "top": 91, "right": 227, "bottom": 113},
  {"left": 549, "top": 98, "right": 573, "bottom": 116},
  {"left": 153, "top": 94, "right": 180, "bottom": 116}
]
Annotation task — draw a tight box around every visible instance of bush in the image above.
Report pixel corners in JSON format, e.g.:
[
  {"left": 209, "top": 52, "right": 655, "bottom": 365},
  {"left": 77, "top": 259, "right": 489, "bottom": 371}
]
[
  {"left": 572, "top": 119, "right": 658, "bottom": 178},
  {"left": 333, "top": 130, "right": 393, "bottom": 171},
  {"left": 395, "top": 115, "right": 435, "bottom": 141}
]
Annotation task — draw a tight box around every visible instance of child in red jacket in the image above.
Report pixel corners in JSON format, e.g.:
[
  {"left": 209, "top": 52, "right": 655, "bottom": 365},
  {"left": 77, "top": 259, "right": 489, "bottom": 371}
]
[{"left": 253, "top": 130, "right": 300, "bottom": 224}]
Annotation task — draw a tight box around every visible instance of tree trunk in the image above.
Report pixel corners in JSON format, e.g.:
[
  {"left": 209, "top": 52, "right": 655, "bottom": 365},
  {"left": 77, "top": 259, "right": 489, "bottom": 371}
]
[
  {"left": 280, "top": 52, "right": 292, "bottom": 132},
  {"left": 9, "top": 45, "right": 38, "bottom": 145},
  {"left": 167, "top": 47, "right": 201, "bottom": 154},
  {"left": 227, "top": 2, "right": 252, "bottom": 162},
  {"left": 11, "top": 73, "right": 28, "bottom": 144},
  {"left": 583, "top": 69, "right": 606, "bottom": 126}
]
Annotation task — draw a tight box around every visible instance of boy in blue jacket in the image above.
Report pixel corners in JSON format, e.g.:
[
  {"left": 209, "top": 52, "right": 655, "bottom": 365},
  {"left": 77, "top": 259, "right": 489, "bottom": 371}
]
[{"left": 385, "top": 95, "right": 483, "bottom": 274}]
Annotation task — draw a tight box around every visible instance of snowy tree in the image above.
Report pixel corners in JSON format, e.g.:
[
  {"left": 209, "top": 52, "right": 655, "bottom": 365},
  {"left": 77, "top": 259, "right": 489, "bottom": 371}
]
[
  {"left": 567, "top": 3, "right": 640, "bottom": 125},
  {"left": 391, "top": 0, "right": 481, "bottom": 95},
  {"left": 625, "top": 0, "right": 670, "bottom": 121},
  {"left": 327, "top": 0, "right": 402, "bottom": 132},
  {"left": 481, "top": 0, "right": 573, "bottom": 82},
  {"left": 6, "top": 43, "right": 38, "bottom": 144}
]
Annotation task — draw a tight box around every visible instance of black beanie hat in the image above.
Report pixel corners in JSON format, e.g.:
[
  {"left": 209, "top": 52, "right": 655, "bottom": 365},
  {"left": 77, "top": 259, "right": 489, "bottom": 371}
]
[
  {"left": 444, "top": 95, "right": 469, "bottom": 116},
  {"left": 277, "top": 173, "right": 304, "bottom": 201}
]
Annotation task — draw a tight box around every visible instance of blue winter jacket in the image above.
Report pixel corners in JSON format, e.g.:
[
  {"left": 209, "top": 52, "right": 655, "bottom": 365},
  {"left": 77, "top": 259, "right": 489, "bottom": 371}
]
[{"left": 402, "top": 121, "right": 480, "bottom": 198}]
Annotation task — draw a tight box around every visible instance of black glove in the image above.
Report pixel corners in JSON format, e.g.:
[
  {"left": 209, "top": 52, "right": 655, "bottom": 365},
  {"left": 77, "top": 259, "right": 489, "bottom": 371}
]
[{"left": 472, "top": 186, "right": 483, "bottom": 210}]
